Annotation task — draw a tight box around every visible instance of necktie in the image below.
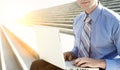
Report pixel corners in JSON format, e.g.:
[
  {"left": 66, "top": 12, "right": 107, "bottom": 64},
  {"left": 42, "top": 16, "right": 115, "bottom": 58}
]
[{"left": 80, "top": 16, "right": 91, "bottom": 57}]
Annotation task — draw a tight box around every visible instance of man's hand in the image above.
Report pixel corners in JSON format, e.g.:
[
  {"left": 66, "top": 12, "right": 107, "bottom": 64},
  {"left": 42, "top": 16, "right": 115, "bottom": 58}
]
[
  {"left": 73, "top": 57, "right": 106, "bottom": 69},
  {"left": 64, "top": 52, "right": 77, "bottom": 61}
]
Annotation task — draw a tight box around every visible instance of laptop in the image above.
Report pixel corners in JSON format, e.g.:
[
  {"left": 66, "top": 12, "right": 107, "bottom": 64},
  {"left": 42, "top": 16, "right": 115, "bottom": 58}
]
[{"left": 34, "top": 26, "right": 99, "bottom": 70}]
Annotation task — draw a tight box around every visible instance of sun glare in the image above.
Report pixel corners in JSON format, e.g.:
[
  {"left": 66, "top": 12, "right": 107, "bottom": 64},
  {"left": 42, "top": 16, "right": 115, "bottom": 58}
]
[
  {"left": 1, "top": 7, "right": 26, "bottom": 24},
  {"left": 0, "top": 0, "right": 76, "bottom": 24},
  {"left": 0, "top": 2, "right": 32, "bottom": 24}
]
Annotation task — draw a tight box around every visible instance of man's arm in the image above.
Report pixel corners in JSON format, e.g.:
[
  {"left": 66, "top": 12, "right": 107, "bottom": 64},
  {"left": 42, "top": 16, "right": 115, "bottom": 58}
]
[
  {"left": 105, "top": 21, "right": 120, "bottom": 70},
  {"left": 71, "top": 13, "right": 84, "bottom": 58},
  {"left": 72, "top": 20, "right": 120, "bottom": 70}
]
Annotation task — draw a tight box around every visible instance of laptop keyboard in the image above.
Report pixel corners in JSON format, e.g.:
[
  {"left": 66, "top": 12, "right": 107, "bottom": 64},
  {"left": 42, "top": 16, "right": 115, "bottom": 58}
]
[{"left": 65, "top": 68, "right": 99, "bottom": 70}]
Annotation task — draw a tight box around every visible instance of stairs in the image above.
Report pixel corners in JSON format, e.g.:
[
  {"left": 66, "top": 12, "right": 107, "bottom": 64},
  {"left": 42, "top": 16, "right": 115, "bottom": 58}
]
[
  {"left": 0, "top": 24, "right": 39, "bottom": 70},
  {"left": 1, "top": 32, "right": 23, "bottom": 70},
  {"left": 19, "top": 0, "right": 120, "bottom": 35}
]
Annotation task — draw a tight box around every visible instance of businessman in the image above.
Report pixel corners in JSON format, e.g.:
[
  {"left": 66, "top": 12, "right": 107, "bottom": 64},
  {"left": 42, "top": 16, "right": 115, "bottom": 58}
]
[{"left": 30, "top": 0, "right": 120, "bottom": 70}]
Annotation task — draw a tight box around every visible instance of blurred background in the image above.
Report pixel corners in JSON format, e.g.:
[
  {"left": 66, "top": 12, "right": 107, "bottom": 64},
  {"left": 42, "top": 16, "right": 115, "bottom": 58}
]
[{"left": 0, "top": 0, "right": 120, "bottom": 70}]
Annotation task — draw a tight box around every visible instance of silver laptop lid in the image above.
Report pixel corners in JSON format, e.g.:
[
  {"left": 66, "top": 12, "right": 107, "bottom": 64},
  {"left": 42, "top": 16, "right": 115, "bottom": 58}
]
[{"left": 34, "top": 26, "right": 66, "bottom": 69}]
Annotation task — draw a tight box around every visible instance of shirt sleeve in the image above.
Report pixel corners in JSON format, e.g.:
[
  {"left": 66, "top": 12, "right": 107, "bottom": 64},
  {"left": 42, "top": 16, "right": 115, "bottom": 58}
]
[
  {"left": 71, "top": 14, "right": 83, "bottom": 57},
  {"left": 71, "top": 35, "right": 79, "bottom": 57},
  {"left": 71, "top": 16, "right": 79, "bottom": 57},
  {"left": 105, "top": 21, "right": 120, "bottom": 70}
]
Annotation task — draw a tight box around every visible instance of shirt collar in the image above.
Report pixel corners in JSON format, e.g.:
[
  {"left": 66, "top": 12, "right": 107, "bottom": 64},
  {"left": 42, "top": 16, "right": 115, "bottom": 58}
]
[{"left": 84, "top": 3, "right": 103, "bottom": 23}]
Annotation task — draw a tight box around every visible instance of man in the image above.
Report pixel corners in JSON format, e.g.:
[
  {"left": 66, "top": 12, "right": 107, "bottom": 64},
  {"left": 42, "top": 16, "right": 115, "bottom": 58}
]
[
  {"left": 64, "top": 0, "right": 120, "bottom": 70},
  {"left": 30, "top": 0, "right": 120, "bottom": 70}
]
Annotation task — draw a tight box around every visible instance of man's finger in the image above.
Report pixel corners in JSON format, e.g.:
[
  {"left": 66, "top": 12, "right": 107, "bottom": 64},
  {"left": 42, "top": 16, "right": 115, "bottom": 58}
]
[
  {"left": 73, "top": 58, "right": 89, "bottom": 67},
  {"left": 73, "top": 58, "right": 81, "bottom": 65},
  {"left": 68, "top": 55, "right": 72, "bottom": 61},
  {"left": 80, "top": 63, "right": 90, "bottom": 68},
  {"left": 76, "top": 60, "right": 87, "bottom": 67},
  {"left": 64, "top": 54, "right": 67, "bottom": 61}
]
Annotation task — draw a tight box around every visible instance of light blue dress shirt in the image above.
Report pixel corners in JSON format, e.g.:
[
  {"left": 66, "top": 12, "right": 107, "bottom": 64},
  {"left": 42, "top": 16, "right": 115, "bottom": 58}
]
[{"left": 71, "top": 4, "right": 120, "bottom": 70}]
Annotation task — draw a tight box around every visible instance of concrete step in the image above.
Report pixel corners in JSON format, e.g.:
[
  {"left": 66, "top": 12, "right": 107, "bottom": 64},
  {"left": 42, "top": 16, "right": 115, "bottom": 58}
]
[
  {"left": 102, "top": 0, "right": 120, "bottom": 3},
  {"left": 41, "top": 12, "right": 80, "bottom": 18},
  {"left": 36, "top": 25, "right": 74, "bottom": 35},
  {"left": 47, "top": 15, "right": 76, "bottom": 18},
  {"left": 102, "top": 1, "right": 120, "bottom": 6},
  {"left": 42, "top": 20, "right": 73, "bottom": 24},
  {"left": 46, "top": 12, "right": 81, "bottom": 16},
  {"left": 118, "top": 12, "right": 120, "bottom": 14},
  {"left": 3, "top": 26, "right": 39, "bottom": 59},
  {"left": 0, "top": 51, "right": 1, "bottom": 70},
  {"left": 37, "top": 23, "right": 73, "bottom": 29},
  {"left": 0, "top": 31, "right": 22, "bottom": 70},
  {"left": 6, "top": 32, "right": 37, "bottom": 70},
  {"left": 1, "top": 25, "right": 39, "bottom": 70},
  {"left": 112, "top": 8, "right": 120, "bottom": 12},
  {"left": 106, "top": 5, "right": 120, "bottom": 9},
  {"left": 1, "top": 25, "right": 28, "bottom": 70},
  {"left": 59, "top": 28, "right": 73, "bottom": 35},
  {"left": 0, "top": 28, "right": 2, "bottom": 70},
  {"left": 47, "top": 18, "right": 74, "bottom": 21}
]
